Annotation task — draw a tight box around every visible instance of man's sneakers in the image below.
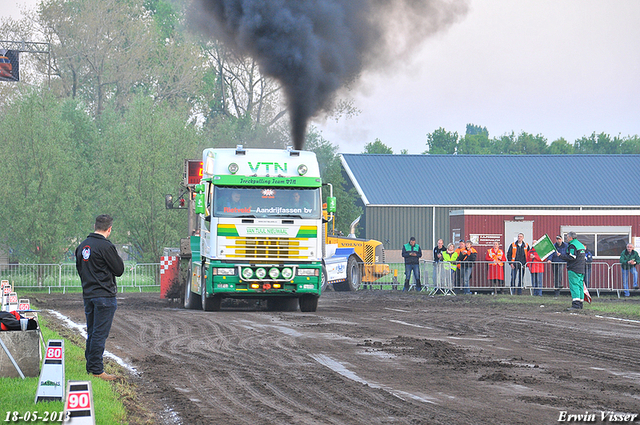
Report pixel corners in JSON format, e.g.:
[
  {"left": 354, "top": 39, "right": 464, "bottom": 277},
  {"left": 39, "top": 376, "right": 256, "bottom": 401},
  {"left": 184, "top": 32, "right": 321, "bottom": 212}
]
[{"left": 92, "top": 371, "right": 117, "bottom": 381}]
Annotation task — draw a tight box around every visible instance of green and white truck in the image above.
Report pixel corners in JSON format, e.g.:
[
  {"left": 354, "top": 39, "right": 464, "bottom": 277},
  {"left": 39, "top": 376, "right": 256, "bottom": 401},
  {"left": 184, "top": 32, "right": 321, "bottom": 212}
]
[{"left": 180, "top": 145, "right": 352, "bottom": 312}]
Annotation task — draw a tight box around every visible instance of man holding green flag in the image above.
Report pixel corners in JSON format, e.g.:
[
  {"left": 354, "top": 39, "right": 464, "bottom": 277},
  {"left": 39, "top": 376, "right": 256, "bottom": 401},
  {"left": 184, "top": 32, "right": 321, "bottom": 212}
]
[{"left": 558, "top": 232, "right": 586, "bottom": 310}]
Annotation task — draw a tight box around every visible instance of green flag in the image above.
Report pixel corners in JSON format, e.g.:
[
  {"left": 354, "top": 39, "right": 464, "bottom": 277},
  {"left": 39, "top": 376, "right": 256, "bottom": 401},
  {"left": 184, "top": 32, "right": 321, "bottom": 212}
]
[{"left": 533, "top": 234, "right": 556, "bottom": 261}]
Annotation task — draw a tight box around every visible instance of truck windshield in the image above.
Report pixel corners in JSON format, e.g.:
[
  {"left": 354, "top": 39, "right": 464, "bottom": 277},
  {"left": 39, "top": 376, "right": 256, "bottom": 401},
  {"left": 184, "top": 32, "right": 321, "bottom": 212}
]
[{"left": 213, "top": 187, "right": 321, "bottom": 219}]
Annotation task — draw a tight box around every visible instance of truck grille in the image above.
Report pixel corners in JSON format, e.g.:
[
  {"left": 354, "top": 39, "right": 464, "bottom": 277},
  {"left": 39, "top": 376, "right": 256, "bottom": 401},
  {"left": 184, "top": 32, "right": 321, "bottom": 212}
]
[{"left": 221, "top": 237, "right": 311, "bottom": 260}]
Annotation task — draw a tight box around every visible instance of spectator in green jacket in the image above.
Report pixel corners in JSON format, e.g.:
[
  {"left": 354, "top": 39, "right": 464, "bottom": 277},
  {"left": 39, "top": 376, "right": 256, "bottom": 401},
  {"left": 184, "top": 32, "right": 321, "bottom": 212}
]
[
  {"left": 620, "top": 243, "right": 640, "bottom": 297},
  {"left": 558, "top": 231, "right": 586, "bottom": 310}
]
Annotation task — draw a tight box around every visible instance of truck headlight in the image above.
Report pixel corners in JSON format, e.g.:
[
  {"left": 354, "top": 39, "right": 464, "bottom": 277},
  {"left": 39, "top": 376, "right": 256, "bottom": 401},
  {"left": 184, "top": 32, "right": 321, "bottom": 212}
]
[
  {"left": 255, "top": 267, "right": 267, "bottom": 279},
  {"left": 241, "top": 268, "right": 254, "bottom": 279},
  {"left": 281, "top": 267, "right": 293, "bottom": 279},
  {"left": 268, "top": 267, "right": 280, "bottom": 279}
]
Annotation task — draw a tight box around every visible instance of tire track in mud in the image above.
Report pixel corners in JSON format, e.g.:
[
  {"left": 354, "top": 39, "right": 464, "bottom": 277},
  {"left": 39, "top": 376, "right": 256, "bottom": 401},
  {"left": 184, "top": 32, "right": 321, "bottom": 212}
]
[
  {"left": 470, "top": 313, "right": 640, "bottom": 369},
  {"left": 117, "top": 307, "right": 461, "bottom": 424},
  {"left": 319, "top": 299, "right": 640, "bottom": 416},
  {"left": 35, "top": 292, "right": 640, "bottom": 424}
]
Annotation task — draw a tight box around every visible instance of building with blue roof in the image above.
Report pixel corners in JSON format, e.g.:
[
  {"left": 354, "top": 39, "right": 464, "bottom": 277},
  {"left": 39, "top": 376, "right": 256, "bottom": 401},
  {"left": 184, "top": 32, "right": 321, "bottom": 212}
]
[{"left": 339, "top": 154, "right": 640, "bottom": 256}]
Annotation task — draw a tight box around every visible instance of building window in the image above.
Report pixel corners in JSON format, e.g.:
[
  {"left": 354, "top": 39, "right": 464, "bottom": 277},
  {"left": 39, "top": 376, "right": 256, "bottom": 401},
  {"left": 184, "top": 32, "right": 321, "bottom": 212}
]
[{"left": 562, "top": 226, "right": 631, "bottom": 259}]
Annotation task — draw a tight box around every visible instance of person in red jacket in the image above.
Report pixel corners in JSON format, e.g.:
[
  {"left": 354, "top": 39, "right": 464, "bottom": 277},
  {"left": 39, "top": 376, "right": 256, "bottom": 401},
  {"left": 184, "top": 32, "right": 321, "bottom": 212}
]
[
  {"left": 527, "top": 240, "right": 545, "bottom": 296},
  {"left": 486, "top": 241, "right": 506, "bottom": 291}
]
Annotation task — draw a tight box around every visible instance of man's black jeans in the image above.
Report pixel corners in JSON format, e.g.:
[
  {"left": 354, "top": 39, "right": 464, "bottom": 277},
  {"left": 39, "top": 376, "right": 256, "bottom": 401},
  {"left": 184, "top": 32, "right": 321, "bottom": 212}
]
[{"left": 84, "top": 296, "right": 117, "bottom": 375}]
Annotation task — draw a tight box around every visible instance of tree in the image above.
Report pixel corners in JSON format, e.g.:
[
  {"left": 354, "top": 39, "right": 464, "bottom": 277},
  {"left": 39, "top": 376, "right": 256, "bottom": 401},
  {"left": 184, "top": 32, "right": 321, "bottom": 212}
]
[
  {"left": 548, "top": 138, "right": 574, "bottom": 154},
  {"left": 363, "top": 138, "right": 393, "bottom": 154},
  {"left": 494, "top": 132, "right": 517, "bottom": 154},
  {"left": 466, "top": 123, "right": 488, "bottom": 137},
  {"left": 98, "top": 95, "right": 201, "bottom": 261},
  {"left": 424, "top": 127, "right": 458, "bottom": 154},
  {"left": 38, "top": 0, "right": 158, "bottom": 117},
  {"left": 492, "top": 132, "right": 548, "bottom": 155},
  {"left": 199, "top": 41, "right": 290, "bottom": 149},
  {"left": 620, "top": 135, "right": 640, "bottom": 154},
  {"left": 574, "top": 132, "right": 622, "bottom": 154},
  {"left": 0, "top": 90, "right": 85, "bottom": 262},
  {"left": 515, "top": 132, "right": 548, "bottom": 154},
  {"left": 458, "top": 132, "right": 492, "bottom": 154}
]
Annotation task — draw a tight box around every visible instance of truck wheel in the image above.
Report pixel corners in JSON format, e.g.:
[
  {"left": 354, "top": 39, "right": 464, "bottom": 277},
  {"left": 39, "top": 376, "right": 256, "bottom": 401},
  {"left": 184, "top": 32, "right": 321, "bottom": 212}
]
[
  {"left": 267, "top": 298, "right": 298, "bottom": 311},
  {"left": 299, "top": 295, "right": 318, "bottom": 312},
  {"left": 201, "top": 264, "right": 221, "bottom": 311},
  {"left": 184, "top": 267, "right": 201, "bottom": 310},
  {"left": 202, "top": 293, "right": 222, "bottom": 311},
  {"left": 320, "top": 265, "right": 330, "bottom": 292},
  {"left": 346, "top": 256, "right": 361, "bottom": 291}
]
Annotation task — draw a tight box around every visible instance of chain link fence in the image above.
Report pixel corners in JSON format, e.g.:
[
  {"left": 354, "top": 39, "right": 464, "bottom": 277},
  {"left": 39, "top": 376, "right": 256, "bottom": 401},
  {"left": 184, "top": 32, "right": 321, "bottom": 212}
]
[{"left": 1, "top": 262, "right": 161, "bottom": 293}]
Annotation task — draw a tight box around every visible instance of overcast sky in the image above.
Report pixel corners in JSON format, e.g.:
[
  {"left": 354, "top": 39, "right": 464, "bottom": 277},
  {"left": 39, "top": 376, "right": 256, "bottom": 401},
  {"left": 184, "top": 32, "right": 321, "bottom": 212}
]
[
  {"left": 315, "top": 0, "right": 640, "bottom": 153},
  {"left": 5, "top": 0, "right": 640, "bottom": 154}
]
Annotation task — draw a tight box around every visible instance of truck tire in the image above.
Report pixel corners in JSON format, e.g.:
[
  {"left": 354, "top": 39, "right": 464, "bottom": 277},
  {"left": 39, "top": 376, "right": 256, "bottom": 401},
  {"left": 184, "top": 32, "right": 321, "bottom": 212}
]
[
  {"left": 184, "top": 266, "right": 201, "bottom": 310},
  {"left": 299, "top": 295, "right": 318, "bottom": 312},
  {"left": 320, "top": 265, "right": 330, "bottom": 292},
  {"left": 202, "top": 293, "right": 222, "bottom": 311},
  {"left": 201, "top": 266, "right": 221, "bottom": 311},
  {"left": 346, "top": 255, "right": 361, "bottom": 291},
  {"left": 267, "top": 297, "right": 298, "bottom": 311}
]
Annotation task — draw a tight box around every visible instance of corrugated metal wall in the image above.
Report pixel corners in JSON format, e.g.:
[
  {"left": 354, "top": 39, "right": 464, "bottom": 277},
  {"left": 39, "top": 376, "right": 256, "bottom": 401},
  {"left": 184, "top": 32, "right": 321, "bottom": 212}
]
[
  {"left": 461, "top": 213, "right": 640, "bottom": 237},
  {"left": 365, "top": 206, "right": 459, "bottom": 252},
  {"left": 364, "top": 206, "right": 640, "bottom": 261}
]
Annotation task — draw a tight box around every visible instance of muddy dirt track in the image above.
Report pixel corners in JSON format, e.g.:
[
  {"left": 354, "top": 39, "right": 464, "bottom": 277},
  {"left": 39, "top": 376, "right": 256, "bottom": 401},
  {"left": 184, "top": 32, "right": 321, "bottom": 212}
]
[{"left": 34, "top": 291, "right": 640, "bottom": 425}]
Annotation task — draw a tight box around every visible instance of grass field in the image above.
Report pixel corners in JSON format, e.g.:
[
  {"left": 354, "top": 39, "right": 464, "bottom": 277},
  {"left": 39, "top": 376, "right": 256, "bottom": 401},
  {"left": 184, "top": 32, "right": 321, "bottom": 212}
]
[{"left": 0, "top": 316, "right": 127, "bottom": 424}]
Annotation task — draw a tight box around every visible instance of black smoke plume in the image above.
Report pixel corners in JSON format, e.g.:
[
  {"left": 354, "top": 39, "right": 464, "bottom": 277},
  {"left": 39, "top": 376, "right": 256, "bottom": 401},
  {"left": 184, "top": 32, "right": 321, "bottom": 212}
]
[{"left": 191, "top": 0, "right": 468, "bottom": 150}]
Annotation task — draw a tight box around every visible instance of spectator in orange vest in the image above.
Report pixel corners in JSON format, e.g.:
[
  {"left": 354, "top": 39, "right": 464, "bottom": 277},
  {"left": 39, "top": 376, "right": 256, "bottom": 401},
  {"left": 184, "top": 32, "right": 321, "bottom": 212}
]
[{"left": 486, "top": 241, "right": 506, "bottom": 291}]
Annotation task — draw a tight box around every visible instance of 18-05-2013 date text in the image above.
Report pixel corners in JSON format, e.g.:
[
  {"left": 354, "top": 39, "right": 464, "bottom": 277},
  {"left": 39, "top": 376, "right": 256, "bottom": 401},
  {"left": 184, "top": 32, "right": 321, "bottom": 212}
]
[{"left": 4, "top": 411, "right": 67, "bottom": 422}]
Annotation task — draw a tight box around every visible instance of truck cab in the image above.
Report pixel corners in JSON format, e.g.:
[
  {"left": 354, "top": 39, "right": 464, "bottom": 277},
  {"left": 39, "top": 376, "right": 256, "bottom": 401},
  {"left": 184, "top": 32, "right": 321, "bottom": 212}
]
[{"left": 185, "top": 146, "right": 324, "bottom": 312}]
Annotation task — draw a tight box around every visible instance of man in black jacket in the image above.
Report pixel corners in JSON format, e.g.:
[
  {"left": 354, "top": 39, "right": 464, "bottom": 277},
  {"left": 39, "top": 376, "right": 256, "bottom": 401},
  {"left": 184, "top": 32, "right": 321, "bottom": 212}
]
[{"left": 75, "top": 214, "right": 124, "bottom": 381}]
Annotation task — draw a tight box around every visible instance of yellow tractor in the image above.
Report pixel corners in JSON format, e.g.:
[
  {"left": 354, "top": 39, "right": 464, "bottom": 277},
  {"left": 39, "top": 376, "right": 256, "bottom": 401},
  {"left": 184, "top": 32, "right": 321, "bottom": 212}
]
[{"left": 323, "top": 210, "right": 390, "bottom": 291}]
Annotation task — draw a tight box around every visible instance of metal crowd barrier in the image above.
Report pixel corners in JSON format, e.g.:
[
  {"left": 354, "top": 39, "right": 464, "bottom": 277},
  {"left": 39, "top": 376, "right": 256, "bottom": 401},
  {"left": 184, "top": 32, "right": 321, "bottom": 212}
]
[
  {"left": 1, "top": 262, "right": 162, "bottom": 293},
  {"left": 357, "top": 259, "right": 638, "bottom": 298},
  {"left": 610, "top": 263, "right": 640, "bottom": 297},
  {"left": 2, "top": 260, "right": 638, "bottom": 298}
]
